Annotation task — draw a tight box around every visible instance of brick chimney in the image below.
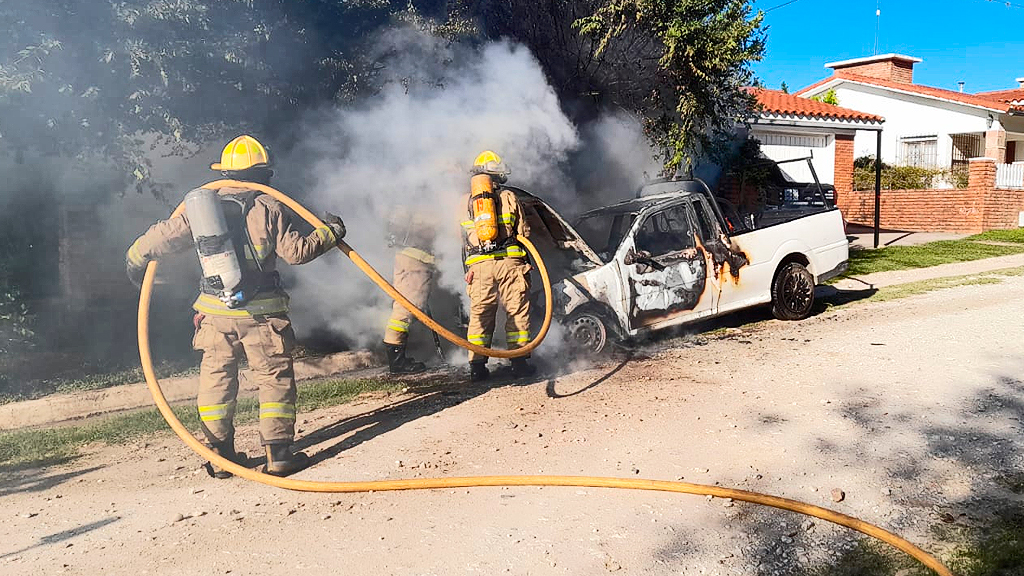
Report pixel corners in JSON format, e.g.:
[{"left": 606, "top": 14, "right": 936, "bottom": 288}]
[{"left": 825, "top": 54, "right": 922, "bottom": 84}]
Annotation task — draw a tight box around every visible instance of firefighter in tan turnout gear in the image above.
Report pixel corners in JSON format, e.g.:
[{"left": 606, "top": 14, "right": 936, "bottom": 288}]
[
  {"left": 461, "top": 151, "right": 536, "bottom": 382},
  {"left": 382, "top": 208, "right": 437, "bottom": 374},
  {"left": 125, "top": 135, "right": 345, "bottom": 478}
]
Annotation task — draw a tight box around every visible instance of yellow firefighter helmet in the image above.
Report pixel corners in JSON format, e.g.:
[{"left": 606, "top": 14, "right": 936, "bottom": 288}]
[
  {"left": 472, "top": 150, "right": 510, "bottom": 177},
  {"left": 211, "top": 135, "right": 270, "bottom": 171}
]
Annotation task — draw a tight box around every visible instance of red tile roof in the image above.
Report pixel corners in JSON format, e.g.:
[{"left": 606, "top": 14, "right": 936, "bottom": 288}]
[
  {"left": 749, "top": 88, "right": 883, "bottom": 123},
  {"left": 975, "top": 87, "right": 1024, "bottom": 104},
  {"left": 796, "top": 72, "right": 1012, "bottom": 112}
]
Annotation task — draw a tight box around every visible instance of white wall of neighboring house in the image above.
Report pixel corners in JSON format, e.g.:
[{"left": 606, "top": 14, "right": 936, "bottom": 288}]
[
  {"left": 821, "top": 84, "right": 994, "bottom": 168},
  {"left": 750, "top": 126, "right": 836, "bottom": 184}
]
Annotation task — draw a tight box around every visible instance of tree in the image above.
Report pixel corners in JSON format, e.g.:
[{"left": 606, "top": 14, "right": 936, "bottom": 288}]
[
  {"left": 572, "top": 0, "right": 766, "bottom": 172},
  {"left": 780, "top": 81, "right": 789, "bottom": 94},
  {"left": 480, "top": 0, "right": 765, "bottom": 173},
  {"left": 809, "top": 88, "right": 839, "bottom": 105},
  {"left": 0, "top": 0, "right": 461, "bottom": 196},
  {"left": 1, "top": 0, "right": 766, "bottom": 189}
]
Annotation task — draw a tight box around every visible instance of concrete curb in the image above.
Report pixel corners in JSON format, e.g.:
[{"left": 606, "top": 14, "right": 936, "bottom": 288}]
[{"left": 0, "top": 350, "right": 380, "bottom": 431}]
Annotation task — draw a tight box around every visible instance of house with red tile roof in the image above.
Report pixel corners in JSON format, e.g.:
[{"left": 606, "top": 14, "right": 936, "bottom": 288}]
[
  {"left": 976, "top": 79, "right": 1024, "bottom": 108},
  {"left": 795, "top": 55, "right": 1024, "bottom": 186},
  {"left": 744, "top": 87, "right": 883, "bottom": 199}
]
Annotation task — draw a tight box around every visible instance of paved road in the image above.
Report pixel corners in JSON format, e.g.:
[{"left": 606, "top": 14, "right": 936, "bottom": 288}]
[{"left": 3, "top": 276, "right": 1023, "bottom": 575}]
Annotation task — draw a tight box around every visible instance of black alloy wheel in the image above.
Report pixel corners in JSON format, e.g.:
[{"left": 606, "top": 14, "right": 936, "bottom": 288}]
[{"left": 771, "top": 262, "right": 815, "bottom": 321}]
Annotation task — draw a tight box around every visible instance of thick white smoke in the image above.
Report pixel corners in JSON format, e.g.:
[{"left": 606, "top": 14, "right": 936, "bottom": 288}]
[{"left": 286, "top": 29, "right": 581, "bottom": 354}]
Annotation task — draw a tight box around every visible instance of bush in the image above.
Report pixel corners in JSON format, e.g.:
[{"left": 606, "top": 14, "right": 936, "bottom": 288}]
[{"left": 854, "top": 164, "right": 949, "bottom": 190}]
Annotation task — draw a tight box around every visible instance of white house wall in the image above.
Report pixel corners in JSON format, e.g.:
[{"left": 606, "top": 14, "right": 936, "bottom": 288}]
[
  {"left": 751, "top": 128, "right": 836, "bottom": 184},
  {"left": 828, "top": 84, "right": 994, "bottom": 167}
]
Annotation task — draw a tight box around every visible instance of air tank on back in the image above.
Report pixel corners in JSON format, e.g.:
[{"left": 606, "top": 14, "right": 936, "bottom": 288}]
[
  {"left": 470, "top": 173, "right": 498, "bottom": 249},
  {"left": 184, "top": 187, "right": 243, "bottom": 304}
]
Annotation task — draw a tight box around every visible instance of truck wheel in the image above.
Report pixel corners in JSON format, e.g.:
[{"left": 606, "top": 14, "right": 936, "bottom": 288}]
[
  {"left": 566, "top": 311, "right": 609, "bottom": 355},
  {"left": 771, "top": 262, "right": 815, "bottom": 321}
]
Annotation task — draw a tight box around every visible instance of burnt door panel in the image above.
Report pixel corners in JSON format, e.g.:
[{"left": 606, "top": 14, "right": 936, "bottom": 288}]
[{"left": 624, "top": 205, "right": 714, "bottom": 329}]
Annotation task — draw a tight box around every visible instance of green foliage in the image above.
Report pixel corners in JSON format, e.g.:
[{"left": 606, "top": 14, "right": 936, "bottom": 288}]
[
  {"left": 951, "top": 167, "right": 970, "bottom": 189},
  {"left": 808, "top": 88, "right": 838, "bottom": 105},
  {"left": 0, "top": 0, "right": 464, "bottom": 195},
  {"left": 724, "top": 137, "right": 774, "bottom": 186},
  {"left": 779, "top": 81, "right": 789, "bottom": 94},
  {"left": 573, "top": 0, "right": 766, "bottom": 172},
  {"left": 853, "top": 155, "right": 948, "bottom": 190},
  {"left": 2, "top": 1, "right": 767, "bottom": 187}
]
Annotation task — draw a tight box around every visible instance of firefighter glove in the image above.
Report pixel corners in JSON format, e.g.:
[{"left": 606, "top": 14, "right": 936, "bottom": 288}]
[
  {"left": 323, "top": 212, "right": 346, "bottom": 242},
  {"left": 126, "top": 258, "right": 148, "bottom": 288}
]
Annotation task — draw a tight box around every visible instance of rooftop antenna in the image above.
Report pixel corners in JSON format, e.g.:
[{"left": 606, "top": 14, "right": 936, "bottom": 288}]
[{"left": 873, "top": 1, "right": 881, "bottom": 55}]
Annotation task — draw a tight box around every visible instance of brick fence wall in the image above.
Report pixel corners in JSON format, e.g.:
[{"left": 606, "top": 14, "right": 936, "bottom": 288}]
[
  {"left": 834, "top": 134, "right": 854, "bottom": 198},
  {"left": 837, "top": 158, "right": 1024, "bottom": 233}
]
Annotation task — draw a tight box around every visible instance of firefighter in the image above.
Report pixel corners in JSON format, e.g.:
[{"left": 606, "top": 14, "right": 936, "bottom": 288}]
[
  {"left": 460, "top": 151, "right": 536, "bottom": 382},
  {"left": 125, "top": 135, "right": 346, "bottom": 478},
  {"left": 382, "top": 207, "right": 436, "bottom": 374}
]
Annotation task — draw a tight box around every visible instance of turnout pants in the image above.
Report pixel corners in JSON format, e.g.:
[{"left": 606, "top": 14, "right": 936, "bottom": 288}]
[
  {"left": 193, "top": 314, "right": 298, "bottom": 446},
  {"left": 466, "top": 258, "right": 531, "bottom": 363},
  {"left": 383, "top": 253, "right": 435, "bottom": 346}
]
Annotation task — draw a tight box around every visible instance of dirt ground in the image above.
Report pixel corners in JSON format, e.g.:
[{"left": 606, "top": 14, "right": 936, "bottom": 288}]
[{"left": 3, "top": 277, "right": 1024, "bottom": 576}]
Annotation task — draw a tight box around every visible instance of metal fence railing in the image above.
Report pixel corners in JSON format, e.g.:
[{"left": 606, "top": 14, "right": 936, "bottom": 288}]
[{"left": 996, "top": 163, "right": 1024, "bottom": 189}]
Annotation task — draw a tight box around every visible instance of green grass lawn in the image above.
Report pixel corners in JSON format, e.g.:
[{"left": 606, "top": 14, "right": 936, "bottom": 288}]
[
  {"left": 0, "top": 359, "right": 199, "bottom": 405},
  {"left": 846, "top": 229, "right": 1024, "bottom": 277},
  {"left": 0, "top": 377, "right": 402, "bottom": 470},
  {"left": 969, "top": 229, "right": 1024, "bottom": 244}
]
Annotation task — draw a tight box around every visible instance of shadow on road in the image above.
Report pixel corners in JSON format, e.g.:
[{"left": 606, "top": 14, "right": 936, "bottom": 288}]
[
  {"left": 0, "top": 464, "right": 102, "bottom": 497},
  {"left": 544, "top": 352, "right": 634, "bottom": 399},
  {"left": 697, "top": 369, "right": 1024, "bottom": 576},
  {"left": 0, "top": 516, "right": 119, "bottom": 560},
  {"left": 289, "top": 373, "right": 539, "bottom": 467}
]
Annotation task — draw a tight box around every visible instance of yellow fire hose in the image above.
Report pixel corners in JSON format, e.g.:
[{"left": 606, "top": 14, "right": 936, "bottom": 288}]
[{"left": 136, "top": 181, "right": 953, "bottom": 576}]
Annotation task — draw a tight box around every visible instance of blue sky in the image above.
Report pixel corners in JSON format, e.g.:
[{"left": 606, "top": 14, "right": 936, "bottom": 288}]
[{"left": 750, "top": 0, "right": 1024, "bottom": 94}]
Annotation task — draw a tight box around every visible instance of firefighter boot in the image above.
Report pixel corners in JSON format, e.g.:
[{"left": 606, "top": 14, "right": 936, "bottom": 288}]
[
  {"left": 263, "top": 444, "right": 310, "bottom": 477},
  {"left": 385, "top": 343, "right": 427, "bottom": 375},
  {"left": 510, "top": 358, "right": 537, "bottom": 379},
  {"left": 204, "top": 439, "right": 248, "bottom": 480},
  {"left": 469, "top": 361, "right": 490, "bottom": 382}
]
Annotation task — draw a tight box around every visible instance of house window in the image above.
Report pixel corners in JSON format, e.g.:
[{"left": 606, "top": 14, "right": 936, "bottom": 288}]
[{"left": 899, "top": 136, "right": 938, "bottom": 168}]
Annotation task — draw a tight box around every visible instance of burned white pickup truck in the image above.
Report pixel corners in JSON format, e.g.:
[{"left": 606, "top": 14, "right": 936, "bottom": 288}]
[{"left": 514, "top": 179, "right": 849, "bottom": 353}]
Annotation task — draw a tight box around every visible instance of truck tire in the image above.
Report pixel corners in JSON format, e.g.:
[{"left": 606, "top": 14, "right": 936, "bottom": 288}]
[
  {"left": 771, "top": 262, "right": 815, "bottom": 321},
  {"left": 565, "top": 310, "right": 610, "bottom": 355}
]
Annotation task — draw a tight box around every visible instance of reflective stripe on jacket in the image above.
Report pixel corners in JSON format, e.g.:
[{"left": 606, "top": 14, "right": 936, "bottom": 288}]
[
  {"left": 192, "top": 292, "right": 290, "bottom": 317},
  {"left": 399, "top": 246, "right": 436, "bottom": 265},
  {"left": 463, "top": 244, "right": 527, "bottom": 266},
  {"left": 460, "top": 187, "right": 529, "bottom": 268}
]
